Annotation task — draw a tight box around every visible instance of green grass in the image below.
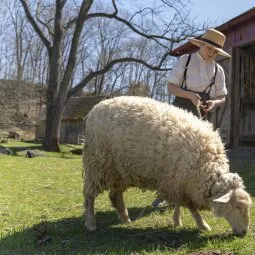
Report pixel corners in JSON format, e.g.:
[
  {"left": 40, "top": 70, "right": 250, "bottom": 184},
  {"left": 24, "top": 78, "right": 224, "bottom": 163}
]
[{"left": 0, "top": 141, "right": 255, "bottom": 255}]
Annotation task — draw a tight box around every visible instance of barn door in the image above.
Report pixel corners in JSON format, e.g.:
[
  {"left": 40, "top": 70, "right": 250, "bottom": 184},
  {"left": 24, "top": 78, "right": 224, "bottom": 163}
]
[{"left": 239, "top": 48, "right": 255, "bottom": 144}]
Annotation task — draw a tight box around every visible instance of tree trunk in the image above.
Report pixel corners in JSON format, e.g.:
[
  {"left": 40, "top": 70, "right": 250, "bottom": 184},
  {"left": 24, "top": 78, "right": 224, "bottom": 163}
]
[
  {"left": 43, "top": 46, "right": 63, "bottom": 152},
  {"left": 43, "top": 102, "right": 63, "bottom": 152}
]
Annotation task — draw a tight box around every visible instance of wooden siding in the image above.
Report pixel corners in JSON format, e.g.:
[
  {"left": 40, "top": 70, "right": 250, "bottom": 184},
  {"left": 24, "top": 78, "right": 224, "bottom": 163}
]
[
  {"left": 230, "top": 47, "right": 255, "bottom": 146},
  {"left": 35, "top": 121, "right": 45, "bottom": 139},
  {"left": 60, "top": 120, "right": 84, "bottom": 145},
  {"left": 170, "top": 8, "right": 255, "bottom": 147},
  {"left": 210, "top": 52, "right": 233, "bottom": 145},
  {"left": 35, "top": 96, "right": 106, "bottom": 144},
  {"left": 36, "top": 119, "right": 85, "bottom": 145},
  {"left": 239, "top": 49, "right": 255, "bottom": 142}
]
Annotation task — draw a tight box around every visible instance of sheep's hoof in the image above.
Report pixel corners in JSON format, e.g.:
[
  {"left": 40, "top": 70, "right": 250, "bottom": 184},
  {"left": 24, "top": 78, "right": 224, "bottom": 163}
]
[
  {"left": 126, "top": 218, "right": 132, "bottom": 223},
  {"left": 85, "top": 216, "right": 97, "bottom": 231},
  {"left": 118, "top": 210, "right": 131, "bottom": 224},
  {"left": 173, "top": 216, "right": 182, "bottom": 227},
  {"left": 121, "top": 217, "right": 131, "bottom": 224},
  {"left": 85, "top": 221, "right": 97, "bottom": 231},
  {"left": 198, "top": 223, "right": 211, "bottom": 232},
  {"left": 173, "top": 220, "right": 182, "bottom": 228}
]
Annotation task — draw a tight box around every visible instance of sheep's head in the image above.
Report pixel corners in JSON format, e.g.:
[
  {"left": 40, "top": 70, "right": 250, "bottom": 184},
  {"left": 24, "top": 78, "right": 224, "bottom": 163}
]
[{"left": 212, "top": 188, "right": 252, "bottom": 236}]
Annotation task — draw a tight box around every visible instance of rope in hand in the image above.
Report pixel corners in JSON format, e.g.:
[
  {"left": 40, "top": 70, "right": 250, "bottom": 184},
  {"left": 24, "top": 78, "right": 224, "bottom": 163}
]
[
  {"left": 196, "top": 102, "right": 208, "bottom": 120},
  {"left": 196, "top": 104, "right": 202, "bottom": 119}
]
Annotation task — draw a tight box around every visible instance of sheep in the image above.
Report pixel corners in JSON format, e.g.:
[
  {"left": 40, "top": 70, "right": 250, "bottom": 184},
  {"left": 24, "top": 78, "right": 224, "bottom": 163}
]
[{"left": 83, "top": 96, "right": 252, "bottom": 236}]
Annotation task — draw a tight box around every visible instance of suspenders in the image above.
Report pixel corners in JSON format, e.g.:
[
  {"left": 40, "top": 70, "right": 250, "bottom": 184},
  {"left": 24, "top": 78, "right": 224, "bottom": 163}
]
[
  {"left": 181, "top": 54, "right": 218, "bottom": 96},
  {"left": 181, "top": 54, "right": 191, "bottom": 89}
]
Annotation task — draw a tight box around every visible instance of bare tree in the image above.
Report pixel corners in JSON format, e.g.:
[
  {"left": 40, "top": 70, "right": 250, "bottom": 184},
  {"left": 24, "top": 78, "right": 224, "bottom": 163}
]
[
  {"left": 19, "top": 0, "right": 205, "bottom": 151},
  {"left": 0, "top": 0, "right": 49, "bottom": 82}
]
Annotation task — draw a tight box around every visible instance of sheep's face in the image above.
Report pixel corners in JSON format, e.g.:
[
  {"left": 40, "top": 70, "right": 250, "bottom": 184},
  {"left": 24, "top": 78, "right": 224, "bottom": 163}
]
[{"left": 213, "top": 188, "right": 252, "bottom": 236}]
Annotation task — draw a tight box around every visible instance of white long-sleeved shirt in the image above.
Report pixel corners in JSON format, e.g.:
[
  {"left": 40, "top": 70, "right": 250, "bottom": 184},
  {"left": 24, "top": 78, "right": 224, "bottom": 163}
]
[{"left": 168, "top": 52, "right": 228, "bottom": 98}]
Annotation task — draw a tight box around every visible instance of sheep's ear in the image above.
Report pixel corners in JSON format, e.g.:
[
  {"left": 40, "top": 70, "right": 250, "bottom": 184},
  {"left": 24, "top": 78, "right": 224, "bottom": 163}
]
[{"left": 213, "top": 191, "right": 233, "bottom": 203}]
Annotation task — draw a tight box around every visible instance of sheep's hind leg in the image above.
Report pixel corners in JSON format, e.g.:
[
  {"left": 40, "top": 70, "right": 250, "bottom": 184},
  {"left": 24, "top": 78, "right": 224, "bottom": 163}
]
[
  {"left": 109, "top": 190, "right": 131, "bottom": 223},
  {"left": 188, "top": 206, "right": 211, "bottom": 231},
  {"left": 84, "top": 194, "right": 97, "bottom": 231},
  {"left": 173, "top": 204, "right": 182, "bottom": 227}
]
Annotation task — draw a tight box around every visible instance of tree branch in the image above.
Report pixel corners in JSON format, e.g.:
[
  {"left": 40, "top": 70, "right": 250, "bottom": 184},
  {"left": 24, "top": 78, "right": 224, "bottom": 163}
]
[
  {"left": 68, "top": 56, "right": 171, "bottom": 99},
  {"left": 85, "top": 12, "right": 180, "bottom": 44},
  {"left": 64, "top": 17, "right": 77, "bottom": 30},
  {"left": 111, "top": 0, "right": 118, "bottom": 15},
  {"left": 60, "top": 0, "right": 68, "bottom": 9},
  {"left": 60, "top": 0, "right": 94, "bottom": 93},
  {"left": 35, "top": 2, "right": 53, "bottom": 37},
  {"left": 19, "top": 0, "right": 51, "bottom": 49}
]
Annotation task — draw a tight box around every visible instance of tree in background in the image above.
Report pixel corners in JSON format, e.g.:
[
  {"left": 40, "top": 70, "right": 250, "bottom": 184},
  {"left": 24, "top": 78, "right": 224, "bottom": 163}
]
[
  {"left": 128, "top": 81, "right": 150, "bottom": 97},
  {"left": 17, "top": 0, "right": 205, "bottom": 151}
]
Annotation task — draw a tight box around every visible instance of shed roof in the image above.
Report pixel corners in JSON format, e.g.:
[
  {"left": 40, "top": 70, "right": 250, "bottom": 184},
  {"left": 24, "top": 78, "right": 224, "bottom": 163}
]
[
  {"left": 171, "top": 7, "right": 255, "bottom": 57},
  {"left": 39, "top": 95, "right": 106, "bottom": 121},
  {"left": 62, "top": 95, "right": 106, "bottom": 121}
]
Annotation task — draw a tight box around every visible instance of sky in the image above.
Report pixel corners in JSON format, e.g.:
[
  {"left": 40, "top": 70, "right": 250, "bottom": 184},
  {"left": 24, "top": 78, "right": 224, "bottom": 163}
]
[
  {"left": 119, "top": 0, "right": 254, "bottom": 27},
  {"left": 190, "top": 0, "right": 254, "bottom": 24}
]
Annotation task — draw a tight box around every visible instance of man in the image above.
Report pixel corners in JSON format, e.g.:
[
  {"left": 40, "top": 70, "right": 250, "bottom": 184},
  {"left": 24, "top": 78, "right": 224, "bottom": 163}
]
[
  {"left": 152, "top": 28, "right": 230, "bottom": 208},
  {"left": 168, "top": 28, "right": 230, "bottom": 119}
]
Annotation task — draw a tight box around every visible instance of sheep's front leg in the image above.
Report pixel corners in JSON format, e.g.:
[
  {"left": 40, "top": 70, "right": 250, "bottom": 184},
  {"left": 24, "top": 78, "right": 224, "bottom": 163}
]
[
  {"left": 84, "top": 195, "right": 97, "bottom": 231},
  {"left": 173, "top": 204, "right": 182, "bottom": 227},
  {"left": 109, "top": 190, "right": 131, "bottom": 223},
  {"left": 188, "top": 206, "right": 211, "bottom": 231}
]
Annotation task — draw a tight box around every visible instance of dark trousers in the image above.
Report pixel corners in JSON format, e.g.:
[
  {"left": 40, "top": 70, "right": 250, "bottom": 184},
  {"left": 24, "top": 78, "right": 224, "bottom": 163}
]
[{"left": 173, "top": 96, "right": 210, "bottom": 120}]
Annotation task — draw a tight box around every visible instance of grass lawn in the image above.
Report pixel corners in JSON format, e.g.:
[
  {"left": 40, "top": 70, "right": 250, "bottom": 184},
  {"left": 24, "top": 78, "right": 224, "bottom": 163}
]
[{"left": 0, "top": 141, "right": 255, "bottom": 255}]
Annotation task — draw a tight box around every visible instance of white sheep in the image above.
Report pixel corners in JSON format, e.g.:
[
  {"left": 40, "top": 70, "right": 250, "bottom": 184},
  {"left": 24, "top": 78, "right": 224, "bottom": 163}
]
[{"left": 83, "top": 96, "right": 252, "bottom": 236}]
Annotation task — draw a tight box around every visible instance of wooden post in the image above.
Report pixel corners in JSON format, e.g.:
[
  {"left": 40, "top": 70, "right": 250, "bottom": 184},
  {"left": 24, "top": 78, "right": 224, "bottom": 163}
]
[{"left": 232, "top": 47, "right": 241, "bottom": 146}]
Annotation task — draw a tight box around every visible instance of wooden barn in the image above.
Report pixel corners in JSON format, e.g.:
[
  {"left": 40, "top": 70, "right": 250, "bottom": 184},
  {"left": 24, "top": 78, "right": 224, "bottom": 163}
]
[
  {"left": 170, "top": 8, "right": 255, "bottom": 147},
  {"left": 36, "top": 95, "right": 106, "bottom": 144}
]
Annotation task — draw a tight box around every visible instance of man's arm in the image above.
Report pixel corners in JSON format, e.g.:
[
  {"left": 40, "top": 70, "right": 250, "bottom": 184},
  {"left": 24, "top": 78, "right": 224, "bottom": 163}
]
[
  {"left": 214, "top": 95, "right": 225, "bottom": 106},
  {"left": 204, "top": 95, "right": 225, "bottom": 112},
  {"left": 168, "top": 82, "right": 201, "bottom": 106}
]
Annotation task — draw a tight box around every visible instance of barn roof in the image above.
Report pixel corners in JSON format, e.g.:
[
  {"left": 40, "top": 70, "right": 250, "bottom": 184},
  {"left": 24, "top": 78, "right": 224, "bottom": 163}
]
[
  {"left": 38, "top": 95, "right": 106, "bottom": 121},
  {"left": 62, "top": 96, "right": 106, "bottom": 121},
  {"left": 171, "top": 7, "right": 255, "bottom": 57}
]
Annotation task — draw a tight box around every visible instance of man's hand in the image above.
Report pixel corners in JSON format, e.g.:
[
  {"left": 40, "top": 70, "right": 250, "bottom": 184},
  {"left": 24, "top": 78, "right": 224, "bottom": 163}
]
[
  {"left": 188, "top": 92, "right": 201, "bottom": 106},
  {"left": 203, "top": 96, "right": 226, "bottom": 112},
  {"left": 202, "top": 100, "right": 216, "bottom": 112}
]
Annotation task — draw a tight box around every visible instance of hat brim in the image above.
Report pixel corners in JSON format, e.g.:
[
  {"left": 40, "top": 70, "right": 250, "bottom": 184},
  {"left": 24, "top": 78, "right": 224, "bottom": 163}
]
[{"left": 189, "top": 38, "right": 231, "bottom": 58}]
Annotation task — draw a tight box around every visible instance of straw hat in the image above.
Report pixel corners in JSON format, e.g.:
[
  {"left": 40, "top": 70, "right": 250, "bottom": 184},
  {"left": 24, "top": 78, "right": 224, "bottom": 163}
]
[{"left": 189, "top": 28, "right": 231, "bottom": 58}]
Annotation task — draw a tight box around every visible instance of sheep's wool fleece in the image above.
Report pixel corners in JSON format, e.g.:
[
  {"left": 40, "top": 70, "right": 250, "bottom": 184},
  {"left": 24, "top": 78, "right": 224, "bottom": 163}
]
[{"left": 84, "top": 96, "right": 232, "bottom": 210}]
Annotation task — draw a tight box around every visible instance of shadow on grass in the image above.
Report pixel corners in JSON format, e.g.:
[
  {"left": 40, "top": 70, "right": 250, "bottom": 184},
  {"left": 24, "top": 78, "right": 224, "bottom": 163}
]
[
  {"left": 1, "top": 144, "right": 81, "bottom": 159},
  {"left": 9, "top": 145, "right": 43, "bottom": 154},
  {"left": 229, "top": 160, "right": 255, "bottom": 196},
  {"left": 0, "top": 207, "right": 235, "bottom": 255},
  {"left": 0, "top": 142, "right": 43, "bottom": 156}
]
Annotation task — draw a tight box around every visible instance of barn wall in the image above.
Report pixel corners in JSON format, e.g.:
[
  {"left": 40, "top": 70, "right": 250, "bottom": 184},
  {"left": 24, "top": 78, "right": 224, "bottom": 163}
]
[
  {"left": 209, "top": 49, "right": 233, "bottom": 146},
  {"left": 60, "top": 120, "right": 84, "bottom": 144},
  {"left": 223, "top": 16, "right": 255, "bottom": 50},
  {"left": 35, "top": 120, "right": 45, "bottom": 140},
  {"left": 35, "top": 119, "right": 85, "bottom": 144}
]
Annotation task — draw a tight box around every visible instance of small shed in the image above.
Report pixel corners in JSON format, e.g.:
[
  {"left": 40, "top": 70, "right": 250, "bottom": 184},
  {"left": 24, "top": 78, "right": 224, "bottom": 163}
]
[
  {"left": 36, "top": 95, "right": 106, "bottom": 144},
  {"left": 170, "top": 8, "right": 255, "bottom": 147}
]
